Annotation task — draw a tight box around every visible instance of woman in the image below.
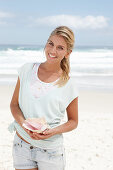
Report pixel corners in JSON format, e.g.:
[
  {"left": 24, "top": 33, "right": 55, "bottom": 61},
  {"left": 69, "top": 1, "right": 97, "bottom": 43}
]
[{"left": 8, "top": 26, "right": 79, "bottom": 170}]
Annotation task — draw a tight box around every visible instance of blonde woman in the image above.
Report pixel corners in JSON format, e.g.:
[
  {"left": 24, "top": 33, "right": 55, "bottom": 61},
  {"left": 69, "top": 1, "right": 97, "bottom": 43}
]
[{"left": 9, "top": 26, "right": 79, "bottom": 170}]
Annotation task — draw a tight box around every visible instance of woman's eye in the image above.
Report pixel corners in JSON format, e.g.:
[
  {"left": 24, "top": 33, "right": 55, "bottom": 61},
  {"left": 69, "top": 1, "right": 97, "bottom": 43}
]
[
  {"left": 58, "top": 46, "right": 63, "bottom": 50},
  {"left": 48, "top": 42, "right": 53, "bottom": 46}
]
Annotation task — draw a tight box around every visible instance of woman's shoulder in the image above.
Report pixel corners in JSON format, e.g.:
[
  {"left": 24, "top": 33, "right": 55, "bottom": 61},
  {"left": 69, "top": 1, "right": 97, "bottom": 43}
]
[
  {"left": 67, "top": 76, "right": 79, "bottom": 90},
  {"left": 21, "top": 62, "right": 41, "bottom": 69},
  {"left": 65, "top": 76, "right": 75, "bottom": 85},
  {"left": 19, "top": 62, "right": 33, "bottom": 69},
  {"left": 18, "top": 62, "right": 37, "bottom": 75},
  {"left": 32, "top": 62, "right": 41, "bottom": 68}
]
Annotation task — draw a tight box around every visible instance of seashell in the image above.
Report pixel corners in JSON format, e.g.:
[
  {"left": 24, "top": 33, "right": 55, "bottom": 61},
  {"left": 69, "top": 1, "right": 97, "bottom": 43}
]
[{"left": 22, "top": 117, "right": 51, "bottom": 133}]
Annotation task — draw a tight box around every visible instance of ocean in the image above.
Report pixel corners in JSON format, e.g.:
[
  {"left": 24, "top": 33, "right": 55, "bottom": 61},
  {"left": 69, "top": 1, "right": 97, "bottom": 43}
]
[{"left": 0, "top": 44, "right": 113, "bottom": 91}]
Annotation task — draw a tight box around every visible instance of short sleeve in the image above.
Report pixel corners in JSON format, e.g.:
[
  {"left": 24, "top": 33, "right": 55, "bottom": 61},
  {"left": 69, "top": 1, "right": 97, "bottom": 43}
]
[
  {"left": 63, "top": 78, "right": 79, "bottom": 109},
  {"left": 17, "top": 63, "right": 32, "bottom": 82},
  {"left": 17, "top": 64, "right": 25, "bottom": 81}
]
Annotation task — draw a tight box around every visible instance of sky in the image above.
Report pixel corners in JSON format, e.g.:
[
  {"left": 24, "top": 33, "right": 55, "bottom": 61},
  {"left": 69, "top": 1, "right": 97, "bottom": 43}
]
[{"left": 0, "top": 0, "right": 113, "bottom": 46}]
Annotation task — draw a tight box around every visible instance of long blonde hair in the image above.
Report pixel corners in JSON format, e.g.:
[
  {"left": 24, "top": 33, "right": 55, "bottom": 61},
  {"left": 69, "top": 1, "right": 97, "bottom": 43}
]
[{"left": 44, "top": 26, "right": 75, "bottom": 87}]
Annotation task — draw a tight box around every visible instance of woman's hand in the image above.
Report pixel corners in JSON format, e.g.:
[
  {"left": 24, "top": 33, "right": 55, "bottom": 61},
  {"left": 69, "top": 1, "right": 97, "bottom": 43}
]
[
  {"left": 21, "top": 119, "right": 58, "bottom": 140},
  {"left": 30, "top": 128, "right": 57, "bottom": 140},
  {"left": 21, "top": 122, "right": 37, "bottom": 139}
]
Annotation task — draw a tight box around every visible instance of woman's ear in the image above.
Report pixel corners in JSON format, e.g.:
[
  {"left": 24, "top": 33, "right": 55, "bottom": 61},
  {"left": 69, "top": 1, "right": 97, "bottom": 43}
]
[{"left": 65, "top": 50, "right": 72, "bottom": 59}]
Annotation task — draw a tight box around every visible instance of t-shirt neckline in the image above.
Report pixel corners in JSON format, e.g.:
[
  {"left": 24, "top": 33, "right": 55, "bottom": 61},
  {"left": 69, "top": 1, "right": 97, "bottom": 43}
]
[{"left": 36, "top": 63, "right": 60, "bottom": 85}]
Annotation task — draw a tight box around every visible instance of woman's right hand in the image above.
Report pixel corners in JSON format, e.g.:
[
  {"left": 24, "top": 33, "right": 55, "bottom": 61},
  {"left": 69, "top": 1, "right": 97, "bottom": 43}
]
[{"left": 21, "top": 121, "right": 36, "bottom": 139}]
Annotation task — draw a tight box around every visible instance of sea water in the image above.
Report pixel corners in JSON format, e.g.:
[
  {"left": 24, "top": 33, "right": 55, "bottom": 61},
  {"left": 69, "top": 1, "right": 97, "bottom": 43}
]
[{"left": 0, "top": 44, "right": 113, "bottom": 91}]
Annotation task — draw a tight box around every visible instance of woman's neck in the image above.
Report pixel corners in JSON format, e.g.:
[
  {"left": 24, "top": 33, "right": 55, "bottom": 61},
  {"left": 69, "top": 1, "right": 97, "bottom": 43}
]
[{"left": 41, "top": 62, "right": 62, "bottom": 74}]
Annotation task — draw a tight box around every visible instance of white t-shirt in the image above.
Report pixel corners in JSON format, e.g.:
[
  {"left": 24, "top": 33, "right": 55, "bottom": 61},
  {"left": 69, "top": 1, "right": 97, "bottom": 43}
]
[
  {"left": 8, "top": 62, "right": 79, "bottom": 149},
  {"left": 30, "top": 63, "right": 59, "bottom": 98}
]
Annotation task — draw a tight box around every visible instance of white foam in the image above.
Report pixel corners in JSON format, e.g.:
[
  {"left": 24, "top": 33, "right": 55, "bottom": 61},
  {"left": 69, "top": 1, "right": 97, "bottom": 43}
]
[{"left": 0, "top": 47, "right": 113, "bottom": 90}]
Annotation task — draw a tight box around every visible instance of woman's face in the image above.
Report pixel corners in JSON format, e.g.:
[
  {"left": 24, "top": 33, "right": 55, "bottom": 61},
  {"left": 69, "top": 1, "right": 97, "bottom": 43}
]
[{"left": 44, "top": 34, "right": 70, "bottom": 64}]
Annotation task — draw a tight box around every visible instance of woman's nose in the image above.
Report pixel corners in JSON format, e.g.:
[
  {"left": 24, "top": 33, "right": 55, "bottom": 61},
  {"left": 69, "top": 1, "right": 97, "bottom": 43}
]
[{"left": 50, "top": 46, "right": 57, "bottom": 53}]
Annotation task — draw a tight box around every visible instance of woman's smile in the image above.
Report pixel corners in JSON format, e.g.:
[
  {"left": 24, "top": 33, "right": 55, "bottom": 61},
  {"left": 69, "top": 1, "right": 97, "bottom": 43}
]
[{"left": 48, "top": 53, "right": 57, "bottom": 59}]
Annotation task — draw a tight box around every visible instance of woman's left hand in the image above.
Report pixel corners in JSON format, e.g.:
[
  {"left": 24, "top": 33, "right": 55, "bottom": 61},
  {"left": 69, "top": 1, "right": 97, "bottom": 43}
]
[{"left": 29, "top": 128, "right": 57, "bottom": 140}]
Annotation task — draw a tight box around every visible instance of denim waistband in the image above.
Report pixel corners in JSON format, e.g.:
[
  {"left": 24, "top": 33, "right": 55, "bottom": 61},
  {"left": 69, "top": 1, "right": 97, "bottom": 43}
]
[{"left": 13, "top": 133, "right": 64, "bottom": 153}]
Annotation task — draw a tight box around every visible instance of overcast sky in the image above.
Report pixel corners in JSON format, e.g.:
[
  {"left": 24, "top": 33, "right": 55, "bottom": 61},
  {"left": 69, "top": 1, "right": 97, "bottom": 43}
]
[{"left": 0, "top": 0, "right": 113, "bottom": 46}]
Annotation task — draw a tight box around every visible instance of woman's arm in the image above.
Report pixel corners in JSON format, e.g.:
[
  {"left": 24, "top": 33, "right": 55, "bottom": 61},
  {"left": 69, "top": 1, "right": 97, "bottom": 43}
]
[
  {"left": 54, "top": 97, "right": 78, "bottom": 135},
  {"left": 10, "top": 77, "right": 25, "bottom": 127},
  {"left": 10, "top": 77, "right": 41, "bottom": 139}
]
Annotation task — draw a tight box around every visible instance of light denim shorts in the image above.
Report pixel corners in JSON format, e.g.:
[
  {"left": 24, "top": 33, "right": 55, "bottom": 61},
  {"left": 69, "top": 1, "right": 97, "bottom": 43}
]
[{"left": 12, "top": 133, "right": 66, "bottom": 170}]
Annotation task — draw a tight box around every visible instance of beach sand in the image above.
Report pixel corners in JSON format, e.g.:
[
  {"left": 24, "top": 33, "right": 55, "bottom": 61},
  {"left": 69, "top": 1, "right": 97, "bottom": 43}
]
[{"left": 0, "top": 84, "right": 113, "bottom": 170}]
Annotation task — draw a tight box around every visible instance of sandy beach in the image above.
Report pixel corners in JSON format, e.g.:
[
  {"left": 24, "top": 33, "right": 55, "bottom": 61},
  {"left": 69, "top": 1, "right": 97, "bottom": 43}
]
[{"left": 0, "top": 84, "right": 113, "bottom": 170}]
